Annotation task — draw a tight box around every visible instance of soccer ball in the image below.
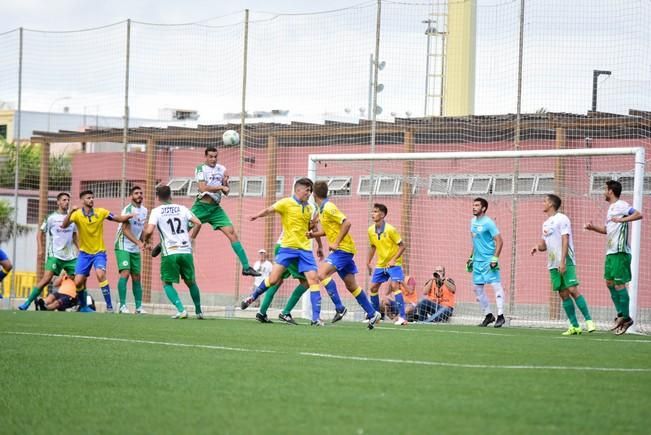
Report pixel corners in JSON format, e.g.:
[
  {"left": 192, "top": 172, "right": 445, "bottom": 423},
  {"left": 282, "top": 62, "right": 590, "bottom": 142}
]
[{"left": 222, "top": 129, "right": 240, "bottom": 146}]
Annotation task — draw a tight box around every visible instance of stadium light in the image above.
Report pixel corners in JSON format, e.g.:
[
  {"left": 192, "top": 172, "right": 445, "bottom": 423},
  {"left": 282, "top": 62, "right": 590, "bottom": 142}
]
[
  {"left": 367, "top": 54, "right": 385, "bottom": 120},
  {"left": 47, "top": 96, "right": 71, "bottom": 132},
  {"left": 591, "top": 70, "right": 611, "bottom": 112}
]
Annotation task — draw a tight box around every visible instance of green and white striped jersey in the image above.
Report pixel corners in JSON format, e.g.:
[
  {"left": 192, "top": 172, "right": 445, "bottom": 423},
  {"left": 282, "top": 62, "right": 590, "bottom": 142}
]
[
  {"left": 542, "top": 212, "right": 576, "bottom": 269},
  {"left": 41, "top": 211, "right": 77, "bottom": 261},
  {"left": 148, "top": 203, "right": 195, "bottom": 256},
  {"left": 114, "top": 203, "right": 148, "bottom": 253},
  {"left": 195, "top": 163, "right": 226, "bottom": 204},
  {"left": 606, "top": 200, "right": 634, "bottom": 255}
]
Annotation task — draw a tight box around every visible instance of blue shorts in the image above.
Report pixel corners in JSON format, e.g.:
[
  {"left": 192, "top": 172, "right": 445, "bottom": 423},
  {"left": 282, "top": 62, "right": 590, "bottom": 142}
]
[
  {"left": 472, "top": 261, "right": 501, "bottom": 285},
  {"left": 0, "top": 249, "right": 8, "bottom": 262},
  {"left": 371, "top": 266, "right": 404, "bottom": 284},
  {"left": 275, "top": 248, "right": 317, "bottom": 274},
  {"left": 75, "top": 251, "right": 108, "bottom": 277},
  {"left": 326, "top": 250, "right": 358, "bottom": 279}
]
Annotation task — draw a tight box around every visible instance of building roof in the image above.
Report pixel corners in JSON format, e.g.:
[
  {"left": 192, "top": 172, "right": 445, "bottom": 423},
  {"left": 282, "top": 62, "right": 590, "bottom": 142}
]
[{"left": 30, "top": 110, "right": 651, "bottom": 148}]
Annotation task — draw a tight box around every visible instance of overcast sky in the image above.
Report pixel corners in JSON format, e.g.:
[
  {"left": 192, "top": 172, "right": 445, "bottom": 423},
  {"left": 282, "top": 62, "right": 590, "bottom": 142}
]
[
  {"left": 2, "top": 0, "right": 369, "bottom": 31},
  {"left": 2, "top": 0, "right": 649, "bottom": 121}
]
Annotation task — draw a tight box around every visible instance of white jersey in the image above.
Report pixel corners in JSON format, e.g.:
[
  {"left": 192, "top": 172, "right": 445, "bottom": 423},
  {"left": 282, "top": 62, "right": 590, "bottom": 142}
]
[
  {"left": 542, "top": 212, "right": 575, "bottom": 270},
  {"left": 41, "top": 212, "right": 77, "bottom": 261},
  {"left": 195, "top": 163, "right": 227, "bottom": 204},
  {"left": 148, "top": 203, "right": 196, "bottom": 256},
  {"left": 115, "top": 203, "right": 148, "bottom": 253},
  {"left": 253, "top": 260, "right": 273, "bottom": 287},
  {"left": 606, "top": 199, "right": 634, "bottom": 255}
]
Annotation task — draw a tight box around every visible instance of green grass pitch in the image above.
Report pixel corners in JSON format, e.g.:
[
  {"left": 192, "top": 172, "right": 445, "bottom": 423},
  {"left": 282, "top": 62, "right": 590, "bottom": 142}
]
[{"left": 1, "top": 310, "right": 650, "bottom": 435}]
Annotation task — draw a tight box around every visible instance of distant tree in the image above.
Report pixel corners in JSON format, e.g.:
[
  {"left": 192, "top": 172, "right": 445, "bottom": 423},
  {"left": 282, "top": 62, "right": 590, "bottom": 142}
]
[
  {"left": 0, "top": 199, "right": 31, "bottom": 243},
  {"left": 0, "top": 139, "right": 71, "bottom": 191}
]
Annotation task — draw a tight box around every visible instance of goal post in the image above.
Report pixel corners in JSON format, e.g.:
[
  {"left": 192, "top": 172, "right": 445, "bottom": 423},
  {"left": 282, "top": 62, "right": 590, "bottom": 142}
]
[{"left": 306, "top": 147, "right": 646, "bottom": 331}]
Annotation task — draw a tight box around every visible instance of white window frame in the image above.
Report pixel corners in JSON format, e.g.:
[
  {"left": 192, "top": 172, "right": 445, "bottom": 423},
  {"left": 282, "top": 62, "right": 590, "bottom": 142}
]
[
  {"left": 449, "top": 176, "right": 471, "bottom": 195},
  {"left": 167, "top": 178, "right": 191, "bottom": 195},
  {"left": 227, "top": 176, "right": 241, "bottom": 197},
  {"left": 427, "top": 176, "right": 450, "bottom": 196},
  {"left": 468, "top": 175, "right": 492, "bottom": 195},
  {"left": 357, "top": 176, "right": 375, "bottom": 196},
  {"left": 187, "top": 180, "right": 199, "bottom": 197},
  {"left": 243, "top": 176, "right": 265, "bottom": 197},
  {"left": 533, "top": 174, "right": 555, "bottom": 194},
  {"left": 590, "top": 172, "right": 651, "bottom": 194},
  {"left": 492, "top": 175, "right": 514, "bottom": 195},
  {"left": 275, "top": 176, "right": 285, "bottom": 197}
]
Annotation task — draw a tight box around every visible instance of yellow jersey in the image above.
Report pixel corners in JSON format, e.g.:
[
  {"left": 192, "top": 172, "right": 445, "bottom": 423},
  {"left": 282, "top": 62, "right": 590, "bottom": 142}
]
[
  {"left": 318, "top": 200, "right": 356, "bottom": 254},
  {"left": 70, "top": 207, "right": 112, "bottom": 254},
  {"left": 367, "top": 222, "right": 403, "bottom": 268},
  {"left": 273, "top": 197, "right": 314, "bottom": 251}
]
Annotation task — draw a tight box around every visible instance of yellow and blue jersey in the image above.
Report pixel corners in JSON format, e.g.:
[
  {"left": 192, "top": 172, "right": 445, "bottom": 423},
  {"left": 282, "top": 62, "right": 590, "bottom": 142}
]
[
  {"left": 273, "top": 196, "right": 314, "bottom": 251},
  {"left": 367, "top": 222, "right": 402, "bottom": 268},
  {"left": 319, "top": 199, "right": 356, "bottom": 254},
  {"left": 70, "top": 207, "right": 112, "bottom": 254}
]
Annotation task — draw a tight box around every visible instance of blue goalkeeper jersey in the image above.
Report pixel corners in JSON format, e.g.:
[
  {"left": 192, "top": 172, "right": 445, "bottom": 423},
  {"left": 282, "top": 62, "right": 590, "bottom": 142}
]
[{"left": 470, "top": 215, "right": 500, "bottom": 262}]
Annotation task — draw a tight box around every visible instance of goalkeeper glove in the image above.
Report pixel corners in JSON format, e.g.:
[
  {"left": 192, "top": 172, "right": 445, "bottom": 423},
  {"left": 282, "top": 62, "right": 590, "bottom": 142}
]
[
  {"left": 466, "top": 257, "right": 473, "bottom": 273},
  {"left": 490, "top": 255, "right": 500, "bottom": 270}
]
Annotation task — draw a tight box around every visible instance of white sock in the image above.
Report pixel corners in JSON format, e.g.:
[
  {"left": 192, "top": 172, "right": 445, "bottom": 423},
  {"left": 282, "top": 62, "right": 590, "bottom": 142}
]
[
  {"left": 492, "top": 282, "right": 505, "bottom": 316},
  {"left": 474, "top": 284, "right": 491, "bottom": 315}
]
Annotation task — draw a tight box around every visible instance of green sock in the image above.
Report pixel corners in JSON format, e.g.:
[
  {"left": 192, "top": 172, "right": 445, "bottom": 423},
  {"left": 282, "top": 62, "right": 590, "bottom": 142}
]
[
  {"left": 118, "top": 277, "right": 128, "bottom": 305},
  {"left": 562, "top": 298, "right": 579, "bottom": 327},
  {"left": 25, "top": 286, "right": 42, "bottom": 305},
  {"left": 231, "top": 241, "right": 250, "bottom": 269},
  {"left": 188, "top": 283, "right": 202, "bottom": 314},
  {"left": 282, "top": 284, "right": 308, "bottom": 315},
  {"left": 616, "top": 288, "right": 630, "bottom": 317},
  {"left": 574, "top": 295, "right": 592, "bottom": 321},
  {"left": 132, "top": 280, "right": 143, "bottom": 308},
  {"left": 259, "top": 283, "right": 281, "bottom": 315},
  {"left": 163, "top": 284, "right": 185, "bottom": 312},
  {"left": 607, "top": 285, "right": 620, "bottom": 314}
]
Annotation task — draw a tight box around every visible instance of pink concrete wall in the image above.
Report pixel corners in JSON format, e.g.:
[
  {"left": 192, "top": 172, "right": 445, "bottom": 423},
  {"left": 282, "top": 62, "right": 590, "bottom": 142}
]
[{"left": 71, "top": 138, "right": 650, "bottom": 308}]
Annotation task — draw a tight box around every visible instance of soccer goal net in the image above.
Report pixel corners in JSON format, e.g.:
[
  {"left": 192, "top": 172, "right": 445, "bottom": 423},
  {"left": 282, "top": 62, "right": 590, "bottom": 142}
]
[{"left": 306, "top": 147, "right": 647, "bottom": 332}]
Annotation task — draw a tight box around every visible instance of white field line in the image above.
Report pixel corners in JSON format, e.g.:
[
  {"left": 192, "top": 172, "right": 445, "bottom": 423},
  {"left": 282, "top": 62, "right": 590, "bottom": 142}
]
[
  {"left": 4, "top": 331, "right": 277, "bottom": 354},
  {"left": 4, "top": 331, "right": 650, "bottom": 373},
  {"left": 298, "top": 352, "right": 651, "bottom": 372}
]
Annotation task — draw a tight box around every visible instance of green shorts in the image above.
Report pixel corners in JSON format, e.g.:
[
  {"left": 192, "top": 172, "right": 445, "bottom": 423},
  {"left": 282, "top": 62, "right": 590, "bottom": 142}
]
[
  {"left": 44, "top": 257, "right": 77, "bottom": 276},
  {"left": 161, "top": 253, "right": 195, "bottom": 284},
  {"left": 191, "top": 200, "right": 233, "bottom": 230},
  {"left": 115, "top": 249, "right": 141, "bottom": 274},
  {"left": 549, "top": 265, "right": 579, "bottom": 291},
  {"left": 604, "top": 253, "right": 631, "bottom": 284},
  {"left": 274, "top": 244, "right": 305, "bottom": 280}
]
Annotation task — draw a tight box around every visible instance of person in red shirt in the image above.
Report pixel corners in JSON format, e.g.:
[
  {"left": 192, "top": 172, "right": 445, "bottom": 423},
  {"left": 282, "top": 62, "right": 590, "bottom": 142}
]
[{"left": 415, "top": 266, "right": 456, "bottom": 322}]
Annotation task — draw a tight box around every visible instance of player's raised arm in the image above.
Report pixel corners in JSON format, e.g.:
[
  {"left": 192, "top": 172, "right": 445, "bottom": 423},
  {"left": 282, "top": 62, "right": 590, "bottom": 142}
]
[
  {"left": 60, "top": 205, "right": 78, "bottom": 228},
  {"left": 109, "top": 211, "right": 135, "bottom": 223},
  {"left": 248, "top": 206, "right": 275, "bottom": 221}
]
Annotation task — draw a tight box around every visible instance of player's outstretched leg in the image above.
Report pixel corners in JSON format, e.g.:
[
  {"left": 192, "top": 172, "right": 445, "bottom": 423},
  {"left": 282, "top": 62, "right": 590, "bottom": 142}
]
[{"left": 278, "top": 282, "right": 308, "bottom": 325}]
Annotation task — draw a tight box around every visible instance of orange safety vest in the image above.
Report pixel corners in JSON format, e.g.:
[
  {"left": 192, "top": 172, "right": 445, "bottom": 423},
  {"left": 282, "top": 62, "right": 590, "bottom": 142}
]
[{"left": 426, "top": 281, "right": 455, "bottom": 308}]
